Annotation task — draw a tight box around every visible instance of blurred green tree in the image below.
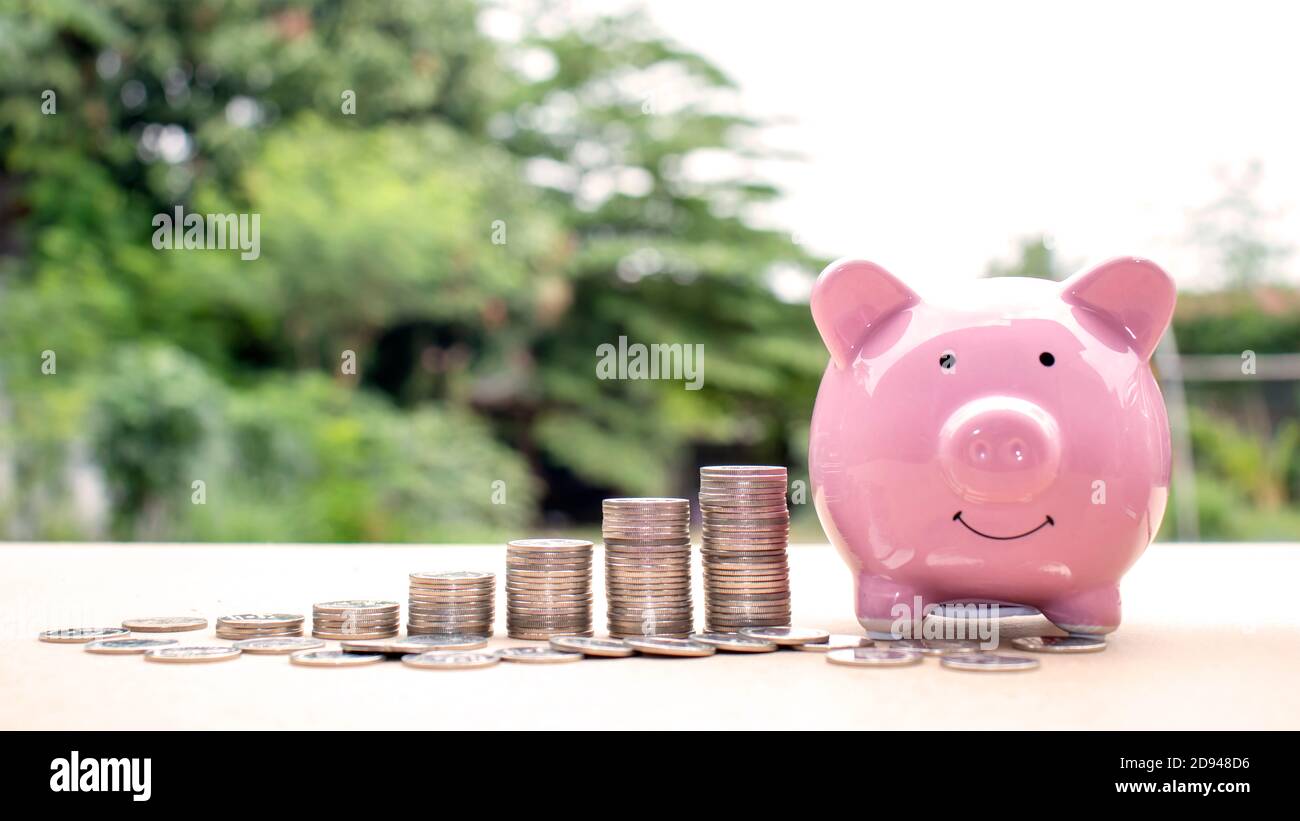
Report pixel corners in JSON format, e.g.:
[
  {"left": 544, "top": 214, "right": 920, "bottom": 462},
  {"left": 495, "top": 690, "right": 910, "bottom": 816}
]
[{"left": 0, "top": 0, "right": 824, "bottom": 539}]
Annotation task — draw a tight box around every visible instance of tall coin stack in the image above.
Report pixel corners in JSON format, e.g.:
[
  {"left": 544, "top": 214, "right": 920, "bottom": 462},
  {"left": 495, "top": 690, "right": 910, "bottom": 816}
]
[
  {"left": 407, "top": 572, "right": 495, "bottom": 637},
  {"left": 311, "top": 600, "right": 400, "bottom": 640},
  {"left": 699, "top": 466, "right": 791, "bottom": 633},
  {"left": 214, "top": 613, "right": 304, "bottom": 641},
  {"left": 602, "top": 498, "right": 693, "bottom": 638},
  {"left": 506, "top": 539, "right": 593, "bottom": 640}
]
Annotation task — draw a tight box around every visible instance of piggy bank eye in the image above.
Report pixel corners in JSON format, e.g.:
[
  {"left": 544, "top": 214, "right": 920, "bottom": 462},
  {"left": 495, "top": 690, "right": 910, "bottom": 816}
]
[
  {"left": 939, "top": 351, "right": 957, "bottom": 373},
  {"left": 1039, "top": 352, "right": 1055, "bottom": 367}
]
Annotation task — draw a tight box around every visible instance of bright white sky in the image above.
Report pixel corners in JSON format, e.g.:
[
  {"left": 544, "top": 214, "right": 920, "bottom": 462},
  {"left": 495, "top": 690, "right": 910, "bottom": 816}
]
[{"left": 569, "top": 0, "right": 1300, "bottom": 291}]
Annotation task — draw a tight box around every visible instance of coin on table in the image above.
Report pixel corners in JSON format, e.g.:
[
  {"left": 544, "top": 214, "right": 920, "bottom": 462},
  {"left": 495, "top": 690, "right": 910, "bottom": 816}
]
[
  {"left": 739, "top": 626, "right": 829, "bottom": 646},
  {"left": 793, "top": 634, "right": 870, "bottom": 652},
  {"left": 497, "top": 647, "right": 583, "bottom": 664},
  {"left": 876, "top": 639, "right": 985, "bottom": 656},
  {"left": 233, "top": 637, "right": 326, "bottom": 654},
  {"left": 85, "top": 638, "right": 179, "bottom": 655},
  {"left": 121, "top": 617, "right": 208, "bottom": 633},
  {"left": 144, "top": 645, "right": 241, "bottom": 664},
  {"left": 39, "top": 627, "right": 130, "bottom": 644},
  {"left": 940, "top": 653, "right": 1040, "bottom": 672},
  {"left": 218, "top": 613, "right": 304, "bottom": 623},
  {"left": 289, "top": 650, "right": 384, "bottom": 668},
  {"left": 826, "top": 647, "right": 923, "bottom": 667},
  {"left": 402, "top": 652, "right": 501, "bottom": 670},
  {"left": 343, "top": 635, "right": 488, "bottom": 654},
  {"left": 1010, "top": 635, "right": 1107, "bottom": 654},
  {"left": 549, "top": 636, "right": 634, "bottom": 658},
  {"left": 625, "top": 637, "right": 716, "bottom": 657},
  {"left": 690, "top": 633, "right": 778, "bottom": 653}
]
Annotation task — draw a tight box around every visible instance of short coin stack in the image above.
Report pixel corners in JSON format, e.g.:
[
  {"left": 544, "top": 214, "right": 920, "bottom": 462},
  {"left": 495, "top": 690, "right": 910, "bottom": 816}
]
[
  {"left": 214, "top": 614, "right": 304, "bottom": 641},
  {"left": 407, "top": 572, "right": 495, "bottom": 637},
  {"left": 602, "top": 498, "right": 693, "bottom": 638},
  {"left": 699, "top": 465, "right": 791, "bottom": 633},
  {"left": 506, "top": 539, "right": 593, "bottom": 640},
  {"left": 311, "top": 600, "right": 399, "bottom": 640}
]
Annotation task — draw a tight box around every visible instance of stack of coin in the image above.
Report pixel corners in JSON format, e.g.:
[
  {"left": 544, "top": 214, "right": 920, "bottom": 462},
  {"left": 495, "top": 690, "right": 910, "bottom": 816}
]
[
  {"left": 214, "top": 614, "right": 304, "bottom": 641},
  {"left": 699, "top": 465, "right": 791, "bottom": 633},
  {"left": 505, "top": 539, "right": 593, "bottom": 640},
  {"left": 407, "top": 572, "right": 495, "bottom": 637},
  {"left": 311, "top": 600, "right": 399, "bottom": 640},
  {"left": 602, "top": 498, "right": 693, "bottom": 638}
]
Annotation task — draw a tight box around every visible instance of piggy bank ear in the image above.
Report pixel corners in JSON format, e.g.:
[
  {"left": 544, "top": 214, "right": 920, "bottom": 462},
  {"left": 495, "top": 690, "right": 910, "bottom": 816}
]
[
  {"left": 1060, "top": 257, "right": 1177, "bottom": 360},
  {"left": 811, "top": 258, "right": 919, "bottom": 369}
]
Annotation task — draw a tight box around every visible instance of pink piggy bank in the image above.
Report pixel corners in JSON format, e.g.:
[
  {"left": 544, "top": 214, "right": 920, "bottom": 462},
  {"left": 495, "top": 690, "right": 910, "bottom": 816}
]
[{"left": 808, "top": 257, "right": 1176, "bottom": 637}]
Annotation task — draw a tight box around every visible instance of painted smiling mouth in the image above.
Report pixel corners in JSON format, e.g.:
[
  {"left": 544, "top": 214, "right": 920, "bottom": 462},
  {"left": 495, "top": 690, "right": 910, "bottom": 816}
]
[{"left": 953, "top": 511, "right": 1054, "bottom": 540}]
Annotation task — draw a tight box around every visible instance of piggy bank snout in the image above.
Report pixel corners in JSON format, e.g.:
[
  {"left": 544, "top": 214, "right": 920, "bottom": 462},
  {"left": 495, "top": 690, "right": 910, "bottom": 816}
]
[{"left": 938, "top": 397, "right": 1061, "bottom": 503}]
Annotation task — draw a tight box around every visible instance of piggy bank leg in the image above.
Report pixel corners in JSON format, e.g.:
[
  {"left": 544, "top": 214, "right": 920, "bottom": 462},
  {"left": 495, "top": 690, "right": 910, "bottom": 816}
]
[
  {"left": 1039, "top": 586, "right": 1121, "bottom": 636},
  {"left": 856, "top": 572, "right": 935, "bottom": 640}
]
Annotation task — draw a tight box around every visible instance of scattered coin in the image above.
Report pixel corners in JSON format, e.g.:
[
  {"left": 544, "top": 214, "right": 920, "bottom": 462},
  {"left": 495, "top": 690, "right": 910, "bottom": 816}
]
[
  {"left": 38, "top": 627, "right": 130, "bottom": 644},
  {"left": 876, "top": 639, "right": 986, "bottom": 656},
  {"left": 739, "top": 626, "right": 829, "bottom": 646},
  {"left": 144, "top": 645, "right": 241, "bottom": 664},
  {"left": 690, "top": 633, "right": 779, "bottom": 653},
  {"left": 85, "top": 638, "right": 179, "bottom": 655},
  {"left": 793, "top": 634, "right": 871, "bottom": 652},
  {"left": 939, "top": 653, "right": 1040, "bottom": 672},
  {"left": 825, "top": 647, "right": 924, "bottom": 667},
  {"left": 289, "top": 650, "right": 385, "bottom": 668},
  {"left": 497, "top": 646, "right": 583, "bottom": 664},
  {"left": 625, "top": 637, "right": 716, "bottom": 657},
  {"left": 549, "top": 636, "right": 635, "bottom": 657},
  {"left": 233, "top": 637, "right": 326, "bottom": 654},
  {"left": 402, "top": 651, "right": 501, "bottom": 670},
  {"left": 121, "top": 617, "right": 208, "bottom": 633},
  {"left": 1011, "top": 635, "right": 1108, "bottom": 654},
  {"left": 341, "top": 635, "right": 489, "bottom": 654}
]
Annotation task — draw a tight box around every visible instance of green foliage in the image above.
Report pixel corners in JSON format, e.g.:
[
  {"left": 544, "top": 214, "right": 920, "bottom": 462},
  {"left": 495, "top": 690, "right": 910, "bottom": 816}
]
[
  {"left": 984, "top": 235, "right": 1067, "bottom": 281},
  {"left": 1171, "top": 408, "right": 1300, "bottom": 540},
  {"left": 0, "top": 0, "right": 822, "bottom": 541}
]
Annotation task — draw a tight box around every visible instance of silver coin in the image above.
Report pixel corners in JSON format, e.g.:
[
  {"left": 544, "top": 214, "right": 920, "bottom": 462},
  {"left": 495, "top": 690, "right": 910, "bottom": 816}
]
[
  {"left": 1011, "top": 635, "right": 1108, "bottom": 654},
  {"left": 144, "top": 645, "right": 242, "bottom": 663},
  {"left": 121, "top": 617, "right": 208, "bottom": 633},
  {"left": 625, "top": 637, "right": 716, "bottom": 657},
  {"left": 312, "top": 600, "right": 399, "bottom": 612},
  {"left": 549, "top": 636, "right": 634, "bottom": 657},
  {"left": 85, "top": 638, "right": 179, "bottom": 655},
  {"left": 410, "top": 571, "right": 494, "bottom": 582},
  {"left": 290, "top": 650, "right": 385, "bottom": 667},
  {"left": 38, "top": 627, "right": 130, "bottom": 644},
  {"left": 508, "top": 538, "right": 593, "bottom": 550},
  {"left": 940, "top": 653, "right": 1040, "bottom": 672},
  {"left": 793, "top": 634, "right": 871, "bottom": 652},
  {"left": 689, "top": 633, "right": 778, "bottom": 653},
  {"left": 876, "top": 639, "right": 985, "bottom": 656},
  {"left": 826, "top": 647, "right": 923, "bottom": 667},
  {"left": 217, "top": 614, "right": 304, "bottom": 625},
  {"left": 344, "top": 635, "right": 488, "bottom": 653},
  {"left": 497, "top": 646, "right": 583, "bottom": 664},
  {"left": 402, "top": 651, "right": 500, "bottom": 670},
  {"left": 233, "top": 637, "right": 326, "bottom": 654}
]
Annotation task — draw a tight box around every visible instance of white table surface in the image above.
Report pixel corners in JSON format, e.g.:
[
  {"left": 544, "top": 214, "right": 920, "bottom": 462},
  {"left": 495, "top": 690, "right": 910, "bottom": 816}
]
[{"left": 2, "top": 542, "right": 1297, "bottom": 730}]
